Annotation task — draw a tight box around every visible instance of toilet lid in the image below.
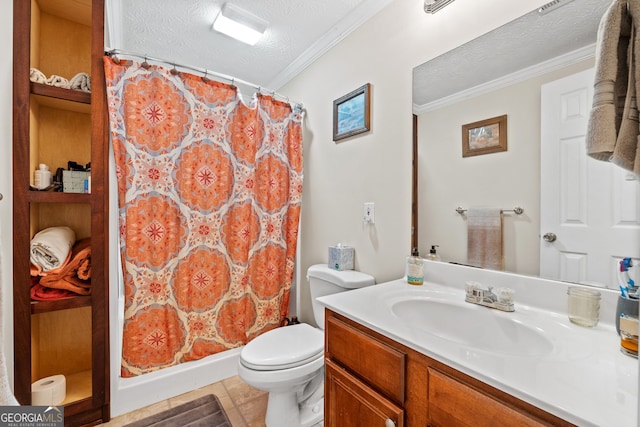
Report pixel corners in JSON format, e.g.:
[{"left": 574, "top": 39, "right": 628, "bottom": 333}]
[{"left": 240, "top": 323, "right": 324, "bottom": 371}]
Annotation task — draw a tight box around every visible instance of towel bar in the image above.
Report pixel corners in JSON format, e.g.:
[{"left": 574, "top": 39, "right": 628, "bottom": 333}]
[{"left": 455, "top": 206, "right": 523, "bottom": 215}]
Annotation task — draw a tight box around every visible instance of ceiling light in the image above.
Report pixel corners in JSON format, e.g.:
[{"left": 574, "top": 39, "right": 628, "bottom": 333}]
[
  {"left": 424, "top": 0, "right": 456, "bottom": 14},
  {"left": 212, "top": 3, "right": 268, "bottom": 46}
]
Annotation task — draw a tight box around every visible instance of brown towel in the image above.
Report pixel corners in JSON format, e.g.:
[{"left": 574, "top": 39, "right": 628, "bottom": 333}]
[
  {"left": 586, "top": 0, "right": 640, "bottom": 175},
  {"left": 467, "top": 208, "right": 504, "bottom": 271},
  {"left": 38, "top": 238, "right": 92, "bottom": 295}
]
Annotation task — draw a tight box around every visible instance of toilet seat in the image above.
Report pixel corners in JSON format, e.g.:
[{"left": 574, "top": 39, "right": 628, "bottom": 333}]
[{"left": 240, "top": 323, "right": 324, "bottom": 371}]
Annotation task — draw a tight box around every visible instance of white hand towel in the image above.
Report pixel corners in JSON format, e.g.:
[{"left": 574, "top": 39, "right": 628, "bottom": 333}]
[
  {"left": 69, "top": 72, "right": 91, "bottom": 93},
  {"left": 29, "top": 67, "right": 47, "bottom": 84},
  {"left": 30, "top": 226, "right": 76, "bottom": 272},
  {"left": 467, "top": 208, "right": 504, "bottom": 271},
  {"left": 46, "top": 74, "right": 70, "bottom": 89}
]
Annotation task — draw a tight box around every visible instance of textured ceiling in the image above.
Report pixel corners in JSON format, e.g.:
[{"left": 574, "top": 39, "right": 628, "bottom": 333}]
[
  {"left": 413, "top": 0, "right": 611, "bottom": 109},
  {"left": 107, "top": 0, "right": 392, "bottom": 93}
]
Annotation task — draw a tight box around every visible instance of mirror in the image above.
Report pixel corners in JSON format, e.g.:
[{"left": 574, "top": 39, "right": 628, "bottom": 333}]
[{"left": 413, "top": 0, "right": 640, "bottom": 289}]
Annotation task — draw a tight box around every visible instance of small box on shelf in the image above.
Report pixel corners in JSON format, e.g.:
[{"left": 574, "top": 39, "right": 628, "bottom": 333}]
[{"left": 62, "top": 171, "right": 90, "bottom": 193}]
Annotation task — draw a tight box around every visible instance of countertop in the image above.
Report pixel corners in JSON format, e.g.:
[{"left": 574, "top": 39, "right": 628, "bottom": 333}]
[{"left": 317, "top": 277, "right": 638, "bottom": 427}]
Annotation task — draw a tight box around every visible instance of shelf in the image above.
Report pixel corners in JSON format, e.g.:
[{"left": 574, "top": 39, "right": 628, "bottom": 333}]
[
  {"left": 28, "top": 191, "right": 90, "bottom": 203},
  {"left": 31, "top": 81, "right": 91, "bottom": 103},
  {"left": 13, "top": 0, "right": 108, "bottom": 422},
  {"left": 61, "top": 370, "right": 92, "bottom": 406},
  {"left": 31, "top": 295, "right": 92, "bottom": 315}
]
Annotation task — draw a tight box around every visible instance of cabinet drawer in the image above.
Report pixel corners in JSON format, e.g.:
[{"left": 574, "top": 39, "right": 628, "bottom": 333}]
[
  {"left": 428, "top": 368, "right": 547, "bottom": 427},
  {"left": 326, "top": 359, "right": 404, "bottom": 427},
  {"left": 326, "top": 315, "right": 405, "bottom": 403}
]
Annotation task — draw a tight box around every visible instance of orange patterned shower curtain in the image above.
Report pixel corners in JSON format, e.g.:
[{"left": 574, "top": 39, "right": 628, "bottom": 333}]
[{"left": 104, "top": 57, "right": 303, "bottom": 377}]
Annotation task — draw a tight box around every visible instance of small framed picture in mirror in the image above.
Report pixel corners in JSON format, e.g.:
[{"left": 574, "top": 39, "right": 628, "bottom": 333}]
[
  {"left": 462, "top": 114, "right": 507, "bottom": 157},
  {"left": 333, "top": 83, "right": 371, "bottom": 142}
]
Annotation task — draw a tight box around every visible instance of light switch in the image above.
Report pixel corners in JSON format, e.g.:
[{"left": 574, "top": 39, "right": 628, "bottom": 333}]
[{"left": 363, "top": 202, "right": 375, "bottom": 224}]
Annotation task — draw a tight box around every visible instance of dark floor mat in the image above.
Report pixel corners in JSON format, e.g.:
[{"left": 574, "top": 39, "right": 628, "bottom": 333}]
[{"left": 124, "top": 394, "right": 231, "bottom": 427}]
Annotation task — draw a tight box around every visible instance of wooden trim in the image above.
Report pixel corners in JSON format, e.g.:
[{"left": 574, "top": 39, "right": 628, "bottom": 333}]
[
  {"left": 90, "top": 0, "right": 110, "bottom": 418},
  {"left": 411, "top": 114, "right": 418, "bottom": 252},
  {"left": 12, "top": 0, "right": 33, "bottom": 405}
]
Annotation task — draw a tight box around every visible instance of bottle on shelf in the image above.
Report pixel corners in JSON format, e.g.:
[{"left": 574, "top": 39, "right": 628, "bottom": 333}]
[{"left": 34, "top": 164, "right": 52, "bottom": 190}]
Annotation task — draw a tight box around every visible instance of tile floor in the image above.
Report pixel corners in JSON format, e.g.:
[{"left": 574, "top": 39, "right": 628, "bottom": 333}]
[{"left": 101, "top": 376, "right": 268, "bottom": 426}]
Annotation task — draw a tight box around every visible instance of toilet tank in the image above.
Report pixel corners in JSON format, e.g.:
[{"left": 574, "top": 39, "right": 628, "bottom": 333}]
[{"left": 307, "top": 264, "right": 375, "bottom": 329}]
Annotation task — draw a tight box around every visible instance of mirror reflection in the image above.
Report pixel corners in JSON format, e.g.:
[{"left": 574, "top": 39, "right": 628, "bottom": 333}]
[{"left": 413, "top": 0, "right": 640, "bottom": 289}]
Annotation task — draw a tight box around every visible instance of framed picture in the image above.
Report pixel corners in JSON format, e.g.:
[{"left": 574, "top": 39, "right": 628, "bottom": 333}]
[
  {"left": 461, "top": 114, "right": 507, "bottom": 157},
  {"left": 333, "top": 83, "right": 371, "bottom": 142}
]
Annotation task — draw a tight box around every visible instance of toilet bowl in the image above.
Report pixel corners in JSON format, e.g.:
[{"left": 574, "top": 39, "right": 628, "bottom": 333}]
[
  {"left": 237, "top": 264, "right": 375, "bottom": 427},
  {"left": 238, "top": 323, "right": 325, "bottom": 427}
]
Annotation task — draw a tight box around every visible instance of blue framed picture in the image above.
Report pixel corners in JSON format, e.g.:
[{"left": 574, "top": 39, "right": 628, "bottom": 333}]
[{"left": 333, "top": 83, "right": 371, "bottom": 142}]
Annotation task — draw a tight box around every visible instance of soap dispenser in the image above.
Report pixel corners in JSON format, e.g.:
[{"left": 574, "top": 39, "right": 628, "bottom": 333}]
[
  {"left": 426, "top": 245, "right": 441, "bottom": 261},
  {"left": 407, "top": 248, "right": 424, "bottom": 285}
]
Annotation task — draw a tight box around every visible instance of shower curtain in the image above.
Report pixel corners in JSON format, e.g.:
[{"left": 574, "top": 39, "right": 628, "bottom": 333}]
[{"left": 104, "top": 57, "right": 303, "bottom": 377}]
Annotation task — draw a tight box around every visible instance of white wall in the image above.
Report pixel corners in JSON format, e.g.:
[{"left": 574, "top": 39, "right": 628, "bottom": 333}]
[
  {"left": 0, "top": 0, "right": 554, "bottom": 396},
  {"left": 281, "top": 0, "right": 550, "bottom": 325},
  {"left": 418, "top": 59, "right": 593, "bottom": 277}
]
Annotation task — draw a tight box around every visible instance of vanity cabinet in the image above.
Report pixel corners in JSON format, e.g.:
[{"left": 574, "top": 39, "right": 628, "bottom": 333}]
[
  {"left": 12, "top": 0, "right": 109, "bottom": 424},
  {"left": 326, "top": 360, "right": 404, "bottom": 427},
  {"left": 324, "top": 310, "right": 573, "bottom": 427}
]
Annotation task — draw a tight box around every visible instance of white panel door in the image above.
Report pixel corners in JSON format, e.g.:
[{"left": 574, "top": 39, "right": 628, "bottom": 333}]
[{"left": 540, "top": 68, "right": 640, "bottom": 289}]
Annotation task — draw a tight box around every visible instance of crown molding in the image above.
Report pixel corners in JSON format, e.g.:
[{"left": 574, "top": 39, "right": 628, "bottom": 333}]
[
  {"left": 412, "top": 43, "right": 596, "bottom": 115},
  {"left": 267, "top": 0, "right": 393, "bottom": 90}
]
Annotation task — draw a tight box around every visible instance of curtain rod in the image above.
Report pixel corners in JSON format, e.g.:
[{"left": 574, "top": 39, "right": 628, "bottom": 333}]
[{"left": 105, "top": 48, "right": 303, "bottom": 109}]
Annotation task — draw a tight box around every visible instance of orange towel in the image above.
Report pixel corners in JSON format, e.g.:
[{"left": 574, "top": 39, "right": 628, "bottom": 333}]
[
  {"left": 30, "top": 282, "right": 76, "bottom": 301},
  {"left": 38, "top": 238, "right": 92, "bottom": 295}
]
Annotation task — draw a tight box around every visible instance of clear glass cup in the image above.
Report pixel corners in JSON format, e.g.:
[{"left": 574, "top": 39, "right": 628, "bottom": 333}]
[{"left": 567, "top": 286, "right": 601, "bottom": 327}]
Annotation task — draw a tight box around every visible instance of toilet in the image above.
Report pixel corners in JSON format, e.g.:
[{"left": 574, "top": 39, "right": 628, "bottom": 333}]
[{"left": 237, "top": 264, "right": 375, "bottom": 427}]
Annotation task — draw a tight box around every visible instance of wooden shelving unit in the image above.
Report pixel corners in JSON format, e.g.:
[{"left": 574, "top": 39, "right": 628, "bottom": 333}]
[{"left": 12, "top": 0, "right": 109, "bottom": 424}]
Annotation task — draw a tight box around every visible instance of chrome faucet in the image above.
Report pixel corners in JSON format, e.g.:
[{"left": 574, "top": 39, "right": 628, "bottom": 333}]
[{"left": 465, "top": 281, "right": 515, "bottom": 312}]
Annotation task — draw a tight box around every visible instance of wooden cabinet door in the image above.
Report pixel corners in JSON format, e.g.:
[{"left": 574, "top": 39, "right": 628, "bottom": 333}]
[
  {"left": 326, "top": 315, "right": 406, "bottom": 404},
  {"left": 326, "top": 359, "right": 404, "bottom": 427},
  {"left": 428, "top": 368, "right": 547, "bottom": 427}
]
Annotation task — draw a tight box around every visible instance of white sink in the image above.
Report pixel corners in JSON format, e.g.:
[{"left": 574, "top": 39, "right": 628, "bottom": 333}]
[{"left": 390, "top": 297, "right": 555, "bottom": 356}]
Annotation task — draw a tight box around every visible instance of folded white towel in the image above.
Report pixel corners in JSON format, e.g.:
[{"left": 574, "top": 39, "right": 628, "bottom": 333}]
[
  {"left": 29, "top": 68, "right": 47, "bottom": 84},
  {"left": 30, "top": 226, "right": 76, "bottom": 272},
  {"left": 46, "top": 74, "right": 69, "bottom": 89},
  {"left": 69, "top": 72, "right": 91, "bottom": 93}
]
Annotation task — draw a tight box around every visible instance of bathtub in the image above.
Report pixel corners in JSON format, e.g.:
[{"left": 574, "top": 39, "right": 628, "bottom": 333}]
[
  {"left": 109, "top": 280, "right": 242, "bottom": 417},
  {"left": 107, "top": 153, "right": 300, "bottom": 418}
]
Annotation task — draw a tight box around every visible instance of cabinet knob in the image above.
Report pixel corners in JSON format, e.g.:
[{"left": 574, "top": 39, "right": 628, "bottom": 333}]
[{"left": 385, "top": 419, "right": 396, "bottom": 427}]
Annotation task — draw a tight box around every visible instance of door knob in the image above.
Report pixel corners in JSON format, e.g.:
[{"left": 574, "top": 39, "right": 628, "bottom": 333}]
[
  {"left": 385, "top": 419, "right": 396, "bottom": 427},
  {"left": 542, "top": 232, "right": 557, "bottom": 242}
]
